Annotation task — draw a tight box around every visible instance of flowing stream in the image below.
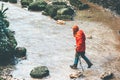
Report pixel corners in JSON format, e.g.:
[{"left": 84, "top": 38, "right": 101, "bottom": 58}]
[{"left": 1, "top": 2, "right": 120, "bottom": 80}]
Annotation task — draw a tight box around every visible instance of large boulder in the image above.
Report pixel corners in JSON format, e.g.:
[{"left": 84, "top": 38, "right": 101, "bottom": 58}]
[
  {"left": 30, "top": 66, "right": 49, "bottom": 79},
  {"left": 43, "top": 4, "right": 67, "bottom": 18},
  {"left": 28, "top": 0, "right": 47, "bottom": 11},
  {"left": 57, "top": 7, "right": 74, "bottom": 15}
]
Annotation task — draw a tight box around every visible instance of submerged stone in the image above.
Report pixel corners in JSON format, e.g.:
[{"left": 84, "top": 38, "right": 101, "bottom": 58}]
[{"left": 15, "top": 47, "right": 26, "bottom": 58}]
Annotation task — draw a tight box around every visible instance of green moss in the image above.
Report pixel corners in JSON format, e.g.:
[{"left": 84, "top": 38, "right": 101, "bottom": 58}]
[
  {"left": 28, "top": 1, "right": 47, "bottom": 11},
  {"left": 21, "top": 0, "right": 33, "bottom": 8},
  {"left": 30, "top": 66, "right": 49, "bottom": 78},
  {"left": 57, "top": 7, "right": 74, "bottom": 15},
  {"left": 43, "top": 4, "right": 67, "bottom": 18}
]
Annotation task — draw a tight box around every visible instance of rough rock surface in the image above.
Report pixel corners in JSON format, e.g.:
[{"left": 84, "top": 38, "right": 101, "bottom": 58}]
[{"left": 30, "top": 66, "right": 49, "bottom": 79}]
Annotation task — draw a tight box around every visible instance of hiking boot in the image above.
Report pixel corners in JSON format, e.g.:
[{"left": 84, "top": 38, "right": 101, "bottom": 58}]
[
  {"left": 70, "top": 64, "right": 77, "bottom": 69},
  {"left": 88, "top": 63, "right": 93, "bottom": 68}
]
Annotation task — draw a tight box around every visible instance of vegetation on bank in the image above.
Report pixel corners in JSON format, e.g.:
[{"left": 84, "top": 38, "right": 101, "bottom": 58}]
[
  {"left": 0, "top": 4, "right": 27, "bottom": 65},
  {"left": 0, "top": 4, "right": 17, "bottom": 65}
]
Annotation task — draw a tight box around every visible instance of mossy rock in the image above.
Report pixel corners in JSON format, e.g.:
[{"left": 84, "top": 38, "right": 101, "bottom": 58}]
[
  {"left": 43, "top": 5, "right": 58, "bottom": 17},
  {"left": 9, "top": 0, "right": 17, "bottom": 3},
  {"left": 30, "top": 66, "right": 49, "bottom": 78},
  {"left": 57, "top": 7, "right": 74, "bottom": 15},
  {"left": 43, "top": 4, "right": 67, "bottom": 18},
  {"left": 15, "top": 47, "right": 26, "bottom": 58},
  {"left": 28, "top": 1, "right": 47, "bottom": 11},
  {"left": 21, "top": 0, "right": 33, "bottom": 8}
]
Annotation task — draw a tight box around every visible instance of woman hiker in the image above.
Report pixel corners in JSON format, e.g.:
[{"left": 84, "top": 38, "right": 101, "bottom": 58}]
[{"left": 70, "top": 25, "right": 93, "bottom": 69}]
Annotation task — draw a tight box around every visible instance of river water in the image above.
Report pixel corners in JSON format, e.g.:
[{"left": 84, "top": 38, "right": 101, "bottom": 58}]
[{"left": 1, "top": 1, "right": 120, "bottom": 80}]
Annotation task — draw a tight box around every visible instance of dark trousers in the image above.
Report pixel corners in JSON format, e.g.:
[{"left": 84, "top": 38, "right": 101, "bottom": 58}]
[{"left": 74, "top": 52, "right": 92, "bottom": 66}]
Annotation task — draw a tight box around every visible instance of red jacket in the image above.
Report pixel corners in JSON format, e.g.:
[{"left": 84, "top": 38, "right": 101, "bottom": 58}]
[{"left": 75, "top": 30, "right": 86, "bottom": 52}]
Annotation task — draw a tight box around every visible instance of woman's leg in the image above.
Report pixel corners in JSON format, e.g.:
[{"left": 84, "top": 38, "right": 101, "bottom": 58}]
[
  {"left": 80, "top": 52, "right": 93, "bottom": 68},
  {"left": 70, "top": 52, "right": 80, "bottom": 69}
]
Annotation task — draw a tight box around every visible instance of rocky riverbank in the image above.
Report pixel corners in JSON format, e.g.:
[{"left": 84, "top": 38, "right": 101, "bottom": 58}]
[
  {"left": 75, "top": 1, "right": 120, "bottom": 80},
  {"left": 0, "top": 0, "right": 120, "bottom": 80}
]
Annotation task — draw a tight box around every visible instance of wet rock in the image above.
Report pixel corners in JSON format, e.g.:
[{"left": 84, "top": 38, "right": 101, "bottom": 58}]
[
  {"left": 69, "top": 71, "right": 83, "bottom": 79},
  {"left": 100, "top": 71, "right": 114, "bottom": 80},
  {"left": 15, "top": 47, "right": 27, "bottom": 58},
  {"left": 56, "top": 20, "right": 65, "bottom": 25},
  {"left": 87, "top": 35, "right": 92, "bottom": 39},
  {"left": 30, "top": 66, "right": 49, "bottom": 79}
]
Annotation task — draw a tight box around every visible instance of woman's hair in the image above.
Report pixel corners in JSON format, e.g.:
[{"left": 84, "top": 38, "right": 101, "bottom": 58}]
[{"left": 72, "top": 25, "right": 79, "bottom": 37}]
